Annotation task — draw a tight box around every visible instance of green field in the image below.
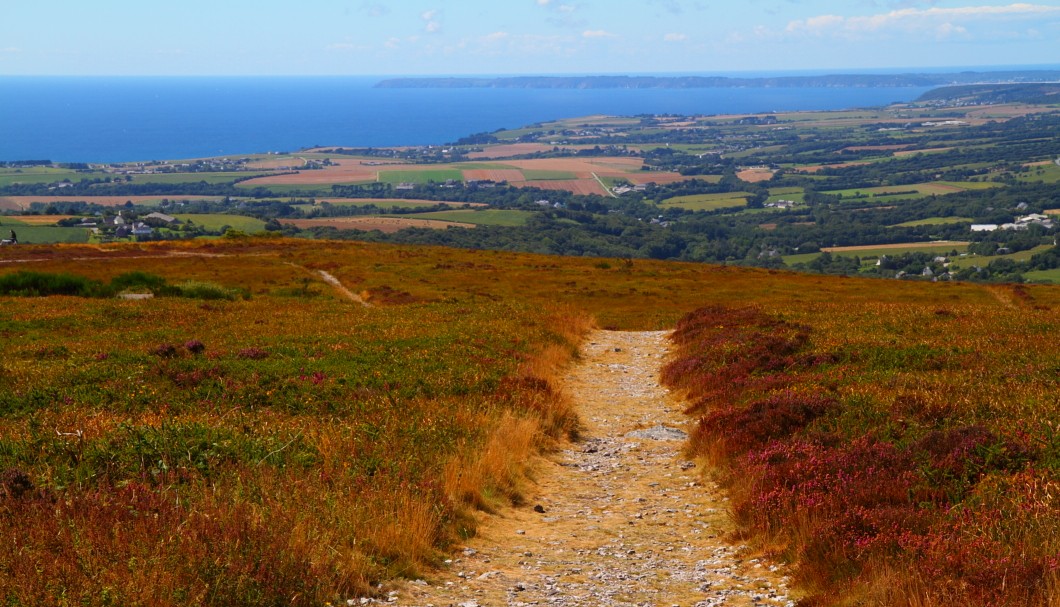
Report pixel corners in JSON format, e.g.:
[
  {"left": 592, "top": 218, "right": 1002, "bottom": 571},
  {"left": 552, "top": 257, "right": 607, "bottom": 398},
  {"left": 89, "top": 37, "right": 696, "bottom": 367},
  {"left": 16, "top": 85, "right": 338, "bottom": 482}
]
[
  {"left": 892, "top": 216, "right": 974, "bottom": 227},
  {"left": 1017, "top": 162, "right": 1060, "bottom": 184},
  {"left": 0, "top": 169, "right": 94, "bottom": 187},
  {"left": 826, "top": 181, "right": 999, "bottom": 203},
  {"left": 949, "top": 244, "right": 1055, "bottom": 269},
  {"left": 1024, "top": 268, "right": 1060, "bottom": 283},
  {"left": 377, "top": 169, "right": 465, "bottom": 185},
  {"left": 0, "top": 219, "right": 90, "bottom": 244},
  {"left": 128, "top": 172, "right": 271, "bottom": 185},
  {"left": 784, "top": 242, "right": 971, "bottom": 266},
  {"left": 521, "top": 170, "right": 577, "bottom": 181},
  {"left": 316, "top": 199, "right": 469, "bottom": 209},
  {"left": 661, "top": 192, "right": 750, "bottom": 211},
  {"left": 237, "top": 183, "right": 348, "bottom": 194},
  {"left": 402, "top": 209, "right": 532, "bottom": 227},
  {"left": 173, "top": 214, "right": 267, "bottom": 232},
  {"left": 765, "top": 187, "right": 805, "bottom": 204}
]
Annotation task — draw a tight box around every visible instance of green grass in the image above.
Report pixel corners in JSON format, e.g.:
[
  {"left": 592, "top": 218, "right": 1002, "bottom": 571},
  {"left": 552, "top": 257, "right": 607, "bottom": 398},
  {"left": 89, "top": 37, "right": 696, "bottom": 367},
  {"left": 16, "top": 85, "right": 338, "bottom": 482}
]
[
  {"left": 1017, "top": 162, "right": 1060, "bottom": 184},
  {"left": 236, "top": 183, "right": 352, "bottom": 194},
  {"left": 949, "top": 244, "right": 1055, "bottom": 269},
  {"left": 1023, "top": 268, "right": 1060, "bottom": 283},
  {"left": 401, "top": 210, "right": 532, "bottom": 227},
  {"left": 0, "top": 225, "right": 91, "bottom": 244},
  {"left": 127, "top": 172, "right": 271, "bottom": 185},
  {"left": 520, "top": 170, "right": 577, "bottom": 181},
  {"left": 784, "top": 242, "right": 971, "bottom": 266},
  {"left": 172, "top": 214, "right": 267, "bottom": 233},
  {"left": 661, "top": 192, "right": 750, "bottom": 211},
  {"left": 316, "top": 199, "right": 463, "bottom": 209},
  {"left": 892, "top": 217, "right": 974, "bottom": 227},
  {"left": 0, "top": 169, "right": 95, "bottom": 187},
  {"left": 377, "top": 169, "right": 464, "bottom": 185}
]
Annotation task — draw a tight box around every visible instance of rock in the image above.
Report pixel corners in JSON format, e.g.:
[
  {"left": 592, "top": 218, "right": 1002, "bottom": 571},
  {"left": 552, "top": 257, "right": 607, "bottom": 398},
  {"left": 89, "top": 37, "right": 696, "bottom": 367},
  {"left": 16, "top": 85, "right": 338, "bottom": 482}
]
[{"left": 626, "top": 424, "right": 688, "bottom": 441}]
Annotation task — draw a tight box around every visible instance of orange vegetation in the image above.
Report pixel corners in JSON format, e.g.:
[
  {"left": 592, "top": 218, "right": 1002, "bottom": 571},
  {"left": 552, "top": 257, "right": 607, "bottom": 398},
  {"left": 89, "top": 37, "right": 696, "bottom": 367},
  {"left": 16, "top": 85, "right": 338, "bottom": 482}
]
[
  {"left": 2, "top": 215, "right": 77, "bottom": 225},
  {"left": 736, "top": 168, "right": 775, "bottom": 183}
]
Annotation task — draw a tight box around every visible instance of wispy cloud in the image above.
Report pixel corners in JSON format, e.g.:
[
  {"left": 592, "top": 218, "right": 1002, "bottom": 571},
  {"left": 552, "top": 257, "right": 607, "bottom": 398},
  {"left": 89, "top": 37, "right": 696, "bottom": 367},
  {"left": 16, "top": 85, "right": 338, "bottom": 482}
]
[
  {"left": 582, "top": 29, "right": 617, "bottom": 38},
  {"left": 786, "top": 3, "right": 1060, "bottom": 38},
  {"left": 663, "top": 32, "right": 688, "bottom": 42},
  {"left": 422, "top": 9, "right": 442, "bottom": 34},
  {"left": 358, "top": 3, "right": 389, "bottom": 18}
]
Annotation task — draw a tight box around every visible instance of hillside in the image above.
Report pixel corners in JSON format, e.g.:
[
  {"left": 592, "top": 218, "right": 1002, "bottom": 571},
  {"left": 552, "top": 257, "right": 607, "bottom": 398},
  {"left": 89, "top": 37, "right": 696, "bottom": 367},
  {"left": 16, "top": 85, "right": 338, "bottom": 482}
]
[
  {"left": 4, "top": 97, "right": 1060, "bottom": 284},
  {"left": 918, "top": 82, "right": 1060, "bottom": 105},
  {"left": 2, "top": 238, "right": 1060, "bottom": 605}
]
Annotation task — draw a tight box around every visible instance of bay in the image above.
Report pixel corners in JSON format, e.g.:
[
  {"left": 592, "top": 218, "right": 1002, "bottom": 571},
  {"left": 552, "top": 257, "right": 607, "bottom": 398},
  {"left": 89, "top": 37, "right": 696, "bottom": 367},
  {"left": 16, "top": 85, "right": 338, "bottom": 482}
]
[{"left": 0, "top": 76, "right": 933, "bottom": 163}]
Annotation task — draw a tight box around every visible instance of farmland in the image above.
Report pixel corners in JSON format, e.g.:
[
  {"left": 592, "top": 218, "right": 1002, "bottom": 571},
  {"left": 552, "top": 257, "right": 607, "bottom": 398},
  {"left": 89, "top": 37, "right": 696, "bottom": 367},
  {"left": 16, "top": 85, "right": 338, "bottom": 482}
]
[
  {"left": 3, "top": 238, "right": 1060, "bottom": 606},
  {"left": 3, "top": 96, "right": 1060, "bottom": 283}
]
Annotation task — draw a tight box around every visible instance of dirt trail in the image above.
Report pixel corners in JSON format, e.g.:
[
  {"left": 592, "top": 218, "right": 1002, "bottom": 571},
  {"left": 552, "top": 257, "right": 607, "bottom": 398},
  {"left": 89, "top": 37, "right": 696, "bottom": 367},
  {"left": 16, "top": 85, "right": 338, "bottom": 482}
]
[
  {"left": 316, "top": 270, "right": 371, "bottom": 307},
  {"left": 392, "top": 330, "right": 793, "bottom": 607}
]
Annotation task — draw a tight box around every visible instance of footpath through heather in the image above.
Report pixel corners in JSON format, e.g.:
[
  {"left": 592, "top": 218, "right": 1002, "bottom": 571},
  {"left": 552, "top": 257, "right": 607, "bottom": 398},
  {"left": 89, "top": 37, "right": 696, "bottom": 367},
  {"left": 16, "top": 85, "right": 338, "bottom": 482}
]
[{"left": 391, "top": 330, "right": 794, "bottom": 607}]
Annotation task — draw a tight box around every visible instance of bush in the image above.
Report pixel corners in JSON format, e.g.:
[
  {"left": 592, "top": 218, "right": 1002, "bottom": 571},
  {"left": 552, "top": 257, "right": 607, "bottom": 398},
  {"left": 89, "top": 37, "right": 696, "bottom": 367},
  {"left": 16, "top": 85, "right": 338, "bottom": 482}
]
[{"left": 0, "top": 271, "right": 107, "bottom": 297}]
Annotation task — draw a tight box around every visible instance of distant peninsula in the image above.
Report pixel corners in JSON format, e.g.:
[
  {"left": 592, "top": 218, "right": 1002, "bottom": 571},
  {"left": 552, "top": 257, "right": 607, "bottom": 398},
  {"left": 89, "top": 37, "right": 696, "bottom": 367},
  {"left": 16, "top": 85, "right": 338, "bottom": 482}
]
[{"left": 376, "top": 71, "right": 1060, "bottom": 90}]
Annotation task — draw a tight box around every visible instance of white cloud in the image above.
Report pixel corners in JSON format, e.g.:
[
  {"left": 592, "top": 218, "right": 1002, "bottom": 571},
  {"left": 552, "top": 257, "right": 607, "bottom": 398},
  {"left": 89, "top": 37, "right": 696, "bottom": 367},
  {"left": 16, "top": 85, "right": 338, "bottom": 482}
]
[
  {"left": 421, "top": 9, "right": 441, "bottom": 34},
  {"left": 664, "top": 33, "right": 688, "bottom": 42},
  {"left": 483, "top": 31, "right": 510, "bottom": 43},
  {"left": 536, "top": 0, "right": 551, "bottom": 5},
  {"left": 582, "top": 29, "right": 617, "bottom": 38},
  {"left": 786, "top": 3, "right": 1060, "bottom": 37},
  {"left": 935, "top": 22, "right": 970, "bottom": 39},
  {"left": 359, "top": 3, "right": 389, "bottom": 17}
]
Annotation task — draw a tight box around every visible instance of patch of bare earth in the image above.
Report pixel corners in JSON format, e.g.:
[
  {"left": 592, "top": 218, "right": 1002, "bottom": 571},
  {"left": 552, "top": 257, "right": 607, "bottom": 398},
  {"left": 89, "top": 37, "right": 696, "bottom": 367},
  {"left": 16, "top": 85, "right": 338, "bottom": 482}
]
[
  {"left": 735, "top": 169, "right": 775, "bottom": 183},
  {"left": 391, "top": 330, "right": 794, "bottom": 607}
]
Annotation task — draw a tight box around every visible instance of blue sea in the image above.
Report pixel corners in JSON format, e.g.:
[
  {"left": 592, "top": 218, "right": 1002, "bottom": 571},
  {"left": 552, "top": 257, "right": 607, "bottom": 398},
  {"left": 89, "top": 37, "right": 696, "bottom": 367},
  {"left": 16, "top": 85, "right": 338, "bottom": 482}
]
[{"left": 0, "top": 76, "right": 935, "bottom": 163}]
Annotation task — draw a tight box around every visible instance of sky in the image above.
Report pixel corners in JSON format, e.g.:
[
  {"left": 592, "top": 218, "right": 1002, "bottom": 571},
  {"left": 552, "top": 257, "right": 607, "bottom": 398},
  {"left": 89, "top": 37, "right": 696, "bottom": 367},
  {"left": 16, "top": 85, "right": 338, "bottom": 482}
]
[{"left": 1, "top": 1, "right": 1059, "bottom": 76}]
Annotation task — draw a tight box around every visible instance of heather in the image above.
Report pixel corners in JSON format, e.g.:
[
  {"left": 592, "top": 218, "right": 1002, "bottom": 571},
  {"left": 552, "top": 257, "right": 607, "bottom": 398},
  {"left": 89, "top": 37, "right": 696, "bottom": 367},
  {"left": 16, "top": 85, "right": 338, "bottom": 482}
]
[
  {"left": 664, "top": 302, "right": 1060, "bottom": 606},
  {"left": 3, "top": 238, "right": 1060, "bottom": 605}
]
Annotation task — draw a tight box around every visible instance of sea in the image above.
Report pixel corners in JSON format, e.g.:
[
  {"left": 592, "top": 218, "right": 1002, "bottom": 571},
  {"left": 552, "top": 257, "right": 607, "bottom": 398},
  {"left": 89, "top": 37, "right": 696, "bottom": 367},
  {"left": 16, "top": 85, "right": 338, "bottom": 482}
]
[{"left": 0, "top": 75, "right": 940, "bottom": 163}]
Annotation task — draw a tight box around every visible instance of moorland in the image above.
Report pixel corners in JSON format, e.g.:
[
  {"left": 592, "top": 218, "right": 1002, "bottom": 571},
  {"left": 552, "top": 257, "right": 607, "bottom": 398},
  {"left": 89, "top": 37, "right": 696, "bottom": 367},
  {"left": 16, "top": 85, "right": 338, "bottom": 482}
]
[{"left": 1, "top": 82, "right": 1060, "bottom": 606}]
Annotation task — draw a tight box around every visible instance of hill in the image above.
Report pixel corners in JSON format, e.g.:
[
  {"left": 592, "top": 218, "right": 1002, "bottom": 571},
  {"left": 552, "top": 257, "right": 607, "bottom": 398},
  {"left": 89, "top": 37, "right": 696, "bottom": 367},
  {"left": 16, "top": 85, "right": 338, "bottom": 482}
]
[
  {"left": 376, "top": 70, "right": 1060, "bottom": 89},
  {"left": 3, "top": 237, "right": 1060, "bottom": 606},
  {"left": 918, "top": 82, "right": 1060, "bottom": 105}
]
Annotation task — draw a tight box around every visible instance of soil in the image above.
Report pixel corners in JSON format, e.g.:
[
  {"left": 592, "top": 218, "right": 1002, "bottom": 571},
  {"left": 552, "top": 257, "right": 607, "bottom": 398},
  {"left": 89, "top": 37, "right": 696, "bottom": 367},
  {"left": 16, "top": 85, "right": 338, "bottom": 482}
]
[{"left": 387, "top": 330, "right": 794, "bottom": 607}]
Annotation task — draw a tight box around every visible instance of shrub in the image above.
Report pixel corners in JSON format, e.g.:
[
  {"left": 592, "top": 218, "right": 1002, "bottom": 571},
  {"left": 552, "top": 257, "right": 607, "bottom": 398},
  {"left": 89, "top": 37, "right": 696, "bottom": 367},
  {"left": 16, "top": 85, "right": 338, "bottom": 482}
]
[{"left": 0, "top": 271, "right": 107, "bottom": 297}]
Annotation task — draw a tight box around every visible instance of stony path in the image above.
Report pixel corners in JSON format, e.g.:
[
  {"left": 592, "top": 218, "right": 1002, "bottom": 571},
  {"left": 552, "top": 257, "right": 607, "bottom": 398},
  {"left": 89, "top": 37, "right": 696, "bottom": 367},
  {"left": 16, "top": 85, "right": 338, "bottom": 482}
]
[{"left": 388, "top": 330, "right": 794, "bottom": 607}]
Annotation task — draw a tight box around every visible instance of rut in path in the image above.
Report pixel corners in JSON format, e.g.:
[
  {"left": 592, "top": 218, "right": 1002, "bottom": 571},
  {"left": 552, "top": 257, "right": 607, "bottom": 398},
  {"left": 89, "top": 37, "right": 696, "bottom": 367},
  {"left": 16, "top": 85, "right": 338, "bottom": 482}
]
[{"left": 393, "top": 330, "right": 794, "bottom": 607}]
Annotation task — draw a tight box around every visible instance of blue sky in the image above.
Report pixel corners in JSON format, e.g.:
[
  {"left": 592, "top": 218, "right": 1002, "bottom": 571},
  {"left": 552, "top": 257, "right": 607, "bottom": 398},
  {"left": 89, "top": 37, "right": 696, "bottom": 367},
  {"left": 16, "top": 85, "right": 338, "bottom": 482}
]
[{"left": 2, "top": 1, "right": 1059, "bottom": 75}]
